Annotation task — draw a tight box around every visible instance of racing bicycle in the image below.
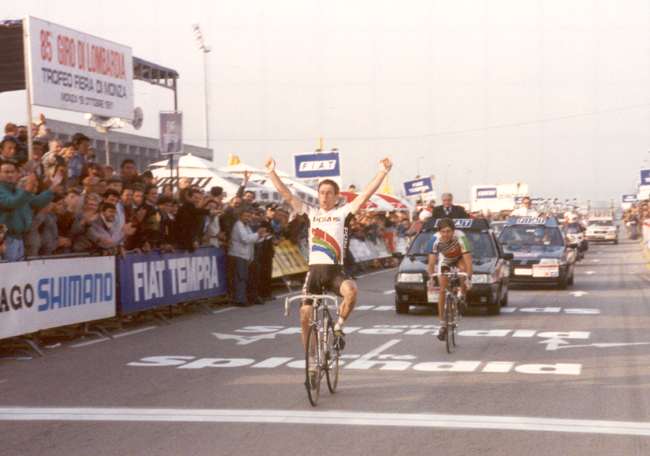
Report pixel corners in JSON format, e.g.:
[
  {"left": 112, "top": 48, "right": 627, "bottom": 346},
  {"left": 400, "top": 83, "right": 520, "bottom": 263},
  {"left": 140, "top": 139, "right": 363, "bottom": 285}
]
[
  {"left": 431, "top": 271, "right": 470, "bottom": 353},
  {"left": 285, "top": 293, "right": 341, "bottom": 406}
]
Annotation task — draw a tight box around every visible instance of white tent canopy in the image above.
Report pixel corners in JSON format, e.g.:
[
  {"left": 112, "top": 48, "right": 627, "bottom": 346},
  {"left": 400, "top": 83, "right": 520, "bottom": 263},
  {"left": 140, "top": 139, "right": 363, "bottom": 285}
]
[
  {"left": 149, "top": 154, "right": 283, "bottom": 203},
  {"left": 221, "top": 161, "right": 318, "bottom": 205}
]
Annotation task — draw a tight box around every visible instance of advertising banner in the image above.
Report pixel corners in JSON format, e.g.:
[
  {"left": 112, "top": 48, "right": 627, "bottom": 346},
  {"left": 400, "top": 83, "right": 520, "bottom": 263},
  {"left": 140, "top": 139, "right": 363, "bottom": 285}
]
[
  {"left": 640, "top": 169, "right": 650, "bottom": 186},
  {"left": 403, "top": 177, "right": 434, "bottom": 197},
  {"left": 160, "top": 111, "right": 182, "bottom": 154},
  {"left": 25, "top": 16, "right": 134, "bottom": 118},
  {"left": 294, "top": 152, "right": 341, "bottom": 179},
  {"left": 471, "top": 183, "right": 529, "bottom": 213},
  {"left": 623, "top": 194, "right": 638, "bottom": 204},
  {"left": 0, "top": 256, "right": 116, "bottom": 340},
  {"left": 116, "top": 247, "right": 226, "bottom": 314}
]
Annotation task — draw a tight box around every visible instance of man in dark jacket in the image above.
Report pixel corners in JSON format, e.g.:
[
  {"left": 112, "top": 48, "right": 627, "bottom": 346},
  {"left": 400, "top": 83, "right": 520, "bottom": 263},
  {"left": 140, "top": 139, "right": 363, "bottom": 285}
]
[
  {"left": 431, "top": 193, "right": 469, "bottom": 219},
  {"left": 173, "top": 188, "right": 214, "bottom": 251}
]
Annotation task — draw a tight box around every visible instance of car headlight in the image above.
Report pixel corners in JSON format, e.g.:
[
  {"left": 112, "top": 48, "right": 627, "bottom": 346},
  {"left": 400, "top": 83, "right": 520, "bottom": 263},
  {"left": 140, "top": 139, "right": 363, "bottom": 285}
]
[
  {"left": 539, "top": 259, "right": 560, "bottom": 265},
  {"left": 472, "top": 274, "right": 498, "bottom": 284},
  {"left": 396, "top": 273, "right": 424, "bottom": 283}
]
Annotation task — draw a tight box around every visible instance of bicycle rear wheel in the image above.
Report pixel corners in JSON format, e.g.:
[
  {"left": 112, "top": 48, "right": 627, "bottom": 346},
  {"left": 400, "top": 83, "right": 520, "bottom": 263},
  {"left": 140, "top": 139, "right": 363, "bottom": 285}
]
[
  {"left": 445, "top": 295, "right": 453, "bottom": 354},
  {"left": 305, "top": 324, "right": 321, "bottom": 406},
  {"left": 325, "top": 317, "right": 339, "bottom": 393},
  {"left": 451, "top": 297, "right": 457, "bottom": 347}
]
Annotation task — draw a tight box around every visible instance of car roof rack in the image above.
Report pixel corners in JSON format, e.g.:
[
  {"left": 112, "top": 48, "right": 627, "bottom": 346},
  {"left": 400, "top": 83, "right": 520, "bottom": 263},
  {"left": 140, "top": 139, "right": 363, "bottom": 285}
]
[
  {"left": 421, "top": 218, "right": 490, "bottom": 231},
  {"left": 505, "top": 216, "right": 559, "bottom": 227}
]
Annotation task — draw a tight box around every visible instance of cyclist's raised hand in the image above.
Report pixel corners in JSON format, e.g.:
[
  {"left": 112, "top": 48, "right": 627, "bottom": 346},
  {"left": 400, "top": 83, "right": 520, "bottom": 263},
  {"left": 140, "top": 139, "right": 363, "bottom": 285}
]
[
  {"left": 379, "top": 157, "right": 393, "bottom": 173},
  {"left": 264, "top": 157, "right": 276, "bottom": 174}
]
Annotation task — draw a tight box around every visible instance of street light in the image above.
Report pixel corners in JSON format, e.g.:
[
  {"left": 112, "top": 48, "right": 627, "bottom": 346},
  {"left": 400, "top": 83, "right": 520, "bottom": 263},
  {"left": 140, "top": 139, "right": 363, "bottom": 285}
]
[
  {"left": 193, "top": 24, "right": 211, "bottom": 153},
  {"left": 85, "top": 113, "right": 123, "bottom": 166},
  {"left": 416, "top": 155, "right": 424, "bottom": 177},
  {"left": 444, "top": 164, "right": 451, "bottom": 192}
]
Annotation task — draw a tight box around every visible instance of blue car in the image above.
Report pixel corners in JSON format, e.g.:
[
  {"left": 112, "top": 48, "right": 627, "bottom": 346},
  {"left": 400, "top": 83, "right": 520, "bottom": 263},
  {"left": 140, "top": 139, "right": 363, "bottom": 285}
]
[{"left": 498, "top": 216, "right": 576, "bottom": 289}]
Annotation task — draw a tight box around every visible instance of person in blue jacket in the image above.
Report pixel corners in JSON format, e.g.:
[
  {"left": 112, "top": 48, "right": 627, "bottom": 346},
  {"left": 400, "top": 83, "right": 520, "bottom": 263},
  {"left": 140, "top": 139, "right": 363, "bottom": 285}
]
[{"left": 0, "top": 161, "right": 63, "bottom": 261}]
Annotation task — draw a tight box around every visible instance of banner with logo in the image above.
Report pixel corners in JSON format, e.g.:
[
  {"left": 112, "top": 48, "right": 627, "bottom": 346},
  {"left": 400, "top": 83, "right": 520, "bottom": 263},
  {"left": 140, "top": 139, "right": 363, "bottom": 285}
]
[
  {"left": 403, "top": 177, "right": 434, "bottom": 197},
  {"left": 160, "top": 111, "right": 183, "bottom": 154},
  {"left": 623, "top": 194, "right": 638, "bottom": 204},
  {"left": 116, "top": 247, "right": 226, "bottom": 314},
  {"left": 0, "top": 256, "right": 116, "bottom": 340},
  {"left": 25, "top": 16, "right": 134, "bottom": 118},
  {"left": 294, "top": 152, "right": 341, "bottom": 179}
]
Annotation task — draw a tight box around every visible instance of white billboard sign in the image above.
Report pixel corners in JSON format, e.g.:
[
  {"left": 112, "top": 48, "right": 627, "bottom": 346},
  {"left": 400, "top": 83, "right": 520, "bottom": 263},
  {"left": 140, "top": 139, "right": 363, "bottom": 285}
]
[
  {"left": 0, "top": 256, "right": 116, "bottom": 340},
  {"left": 25, "top": 16, "right": 134, "bottom": 119},
  {"left": 471, "top": 183, "right": 529, "bottom": 213}
]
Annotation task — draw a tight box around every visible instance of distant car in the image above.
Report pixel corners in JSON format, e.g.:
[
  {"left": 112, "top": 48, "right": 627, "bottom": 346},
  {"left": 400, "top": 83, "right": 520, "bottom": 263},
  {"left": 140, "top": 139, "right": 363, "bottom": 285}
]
[
  {"left": 490, "top": 220, "right": 507, "bottom": 237},
  {"left": 394, "top": 218, "right": 513, "bottom": 316},
  {"left": 498, "top": 216, "right": 576, "bottom": 289},
  {"left": 585, "top": 217, "right": 618, "bottom": 244}
]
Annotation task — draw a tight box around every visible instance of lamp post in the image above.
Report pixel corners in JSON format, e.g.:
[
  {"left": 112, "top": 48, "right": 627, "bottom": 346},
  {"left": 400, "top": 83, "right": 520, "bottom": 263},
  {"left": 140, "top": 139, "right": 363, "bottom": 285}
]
[
  {"left": 84, "top": 114, "right": 123, "bottom": 166},
  {"left": 193, "top": 24, "right": 211, "bottom": 153},
  {"left": 416, "top": 155, "right": 424, "bottom": 178}
]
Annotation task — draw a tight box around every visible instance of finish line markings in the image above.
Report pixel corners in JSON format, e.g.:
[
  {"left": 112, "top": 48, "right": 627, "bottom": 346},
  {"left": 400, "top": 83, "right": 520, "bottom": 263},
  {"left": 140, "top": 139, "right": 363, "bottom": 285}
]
[{"left": 2, "top": 407, "right": 650, "bottom": 436}]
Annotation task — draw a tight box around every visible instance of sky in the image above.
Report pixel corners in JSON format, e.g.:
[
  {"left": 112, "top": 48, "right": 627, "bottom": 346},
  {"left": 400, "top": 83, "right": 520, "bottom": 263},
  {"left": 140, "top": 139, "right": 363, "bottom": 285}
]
[{"left": 3, "top": 0, "right": 650, "bottom": 206}]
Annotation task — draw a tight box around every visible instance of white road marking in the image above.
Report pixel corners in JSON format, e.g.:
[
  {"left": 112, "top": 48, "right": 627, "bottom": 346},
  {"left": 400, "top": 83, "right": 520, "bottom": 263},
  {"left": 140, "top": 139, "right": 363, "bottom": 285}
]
[
  {"left": 71, "top": 327, "right": 157, "bottom": 348},
  {"left": 557, "top": 342, "right": 650, "bottom": 350},
  {"left": 383, "top": 290, "right": 396, "bottom": 294},
  {"left": 213, "top": 307, "right": 237, "bottom": 314},
  {"left": 585, "top": 271, "right": 595, "bottom": 275},
  {"left": 539, "top": 338, "right": 570, "bottom": 351},
  {"left": 570, "top": 291, "right": 588, "bottom": 297},
  {"left": 2, "top": 407, "right": 650, "bottom": 436}
]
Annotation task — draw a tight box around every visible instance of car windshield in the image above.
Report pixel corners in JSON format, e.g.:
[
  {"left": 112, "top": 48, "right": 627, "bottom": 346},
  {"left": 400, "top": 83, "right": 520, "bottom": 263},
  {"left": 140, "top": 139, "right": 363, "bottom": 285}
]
[
  {"left": 589, "top": 221, "right": 613, "bottom": 227},
  {"left": 406, "top": 231, "right": 496, "bottom": 258},
  {"left": 499, "top": 226, "right": 564, "bottom": 247}
]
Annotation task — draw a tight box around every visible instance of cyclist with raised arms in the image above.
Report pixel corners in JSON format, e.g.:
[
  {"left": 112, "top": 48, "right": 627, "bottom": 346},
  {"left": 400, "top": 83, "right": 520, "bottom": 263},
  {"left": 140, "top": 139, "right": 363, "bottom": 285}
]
[
  {"left": 426, "top": 218, "right": 473, "bottom": 341},
  {"left": 264, "top": 156, "right": 392, "bottom": 351}
]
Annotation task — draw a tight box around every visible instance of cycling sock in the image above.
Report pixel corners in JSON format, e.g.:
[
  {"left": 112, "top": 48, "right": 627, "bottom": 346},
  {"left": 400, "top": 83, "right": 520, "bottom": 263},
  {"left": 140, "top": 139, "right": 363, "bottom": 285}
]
[{"left": 335, "top": 317, "right": 345, "bottom": 331}]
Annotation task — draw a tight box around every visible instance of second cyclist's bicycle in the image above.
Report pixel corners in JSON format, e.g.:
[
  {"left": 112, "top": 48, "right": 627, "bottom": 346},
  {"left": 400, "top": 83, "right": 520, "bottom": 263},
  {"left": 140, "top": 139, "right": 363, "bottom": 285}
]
[
  {"left": 285, "top": 293, "right": 340, "bottom": 406},
  {"left": 431, "top": 271, "right": 469, "bottom": 353}
]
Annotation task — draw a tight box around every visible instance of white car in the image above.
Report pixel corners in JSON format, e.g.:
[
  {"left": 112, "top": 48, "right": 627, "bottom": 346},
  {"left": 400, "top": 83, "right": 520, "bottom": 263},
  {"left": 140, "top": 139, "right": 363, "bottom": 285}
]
[{"left": 585, "top": 217, "right": 618, "bottom": 244}]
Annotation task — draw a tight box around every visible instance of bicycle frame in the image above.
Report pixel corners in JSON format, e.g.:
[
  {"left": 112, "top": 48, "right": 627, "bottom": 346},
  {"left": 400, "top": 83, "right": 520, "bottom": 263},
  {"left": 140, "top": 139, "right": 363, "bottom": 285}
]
[
  {"left": 432, "top": 271, "right": 469, "bottom": 353},
  {"left": 285, "top": 293, "right": 341, "bottom": 405}
]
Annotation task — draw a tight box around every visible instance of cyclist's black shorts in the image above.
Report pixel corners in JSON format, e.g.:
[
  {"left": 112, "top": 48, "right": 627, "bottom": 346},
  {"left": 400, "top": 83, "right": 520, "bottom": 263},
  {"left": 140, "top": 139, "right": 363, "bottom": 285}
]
[{"left": 301, "top": 265, "right": 352, "bottom": 306}]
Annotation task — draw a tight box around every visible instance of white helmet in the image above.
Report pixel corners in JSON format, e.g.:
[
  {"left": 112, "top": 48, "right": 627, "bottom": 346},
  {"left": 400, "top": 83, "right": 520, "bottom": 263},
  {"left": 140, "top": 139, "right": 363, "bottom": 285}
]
[
  {"left": 566, "top": 212, "right": 578, "bottom": 222},
  {"left": 419, "top": 209, "right": 432, "bottom": 222}
]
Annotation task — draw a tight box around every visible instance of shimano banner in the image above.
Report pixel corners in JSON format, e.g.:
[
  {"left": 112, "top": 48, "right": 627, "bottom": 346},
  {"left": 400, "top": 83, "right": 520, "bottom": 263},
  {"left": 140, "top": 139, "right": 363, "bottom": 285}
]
[{"left": 0, "top": 256, "right": 116, "bottom": 340}]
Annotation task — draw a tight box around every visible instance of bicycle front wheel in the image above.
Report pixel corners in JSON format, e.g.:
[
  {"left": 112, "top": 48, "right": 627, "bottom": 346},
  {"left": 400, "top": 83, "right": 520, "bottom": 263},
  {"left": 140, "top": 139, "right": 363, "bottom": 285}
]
[
  {"left": 305, "top": 324, "right": 321, "bottom": 406},
  {"left": 325, "top": 318, "right": 339, "bottom": 393},
  {"left": 445, "top": 295, "right": 453, "bottom": 354}
]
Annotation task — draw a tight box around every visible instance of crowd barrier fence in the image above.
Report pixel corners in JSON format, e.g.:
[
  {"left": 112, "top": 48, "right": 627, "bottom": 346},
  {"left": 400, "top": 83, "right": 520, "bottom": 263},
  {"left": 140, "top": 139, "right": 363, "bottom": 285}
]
[{"left": 2, "top": 235, "right": 404, "bottom": 348}]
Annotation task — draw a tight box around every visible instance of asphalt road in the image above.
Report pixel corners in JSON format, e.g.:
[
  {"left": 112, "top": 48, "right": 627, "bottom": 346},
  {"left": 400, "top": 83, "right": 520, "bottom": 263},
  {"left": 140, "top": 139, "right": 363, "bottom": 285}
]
[{"left": 3, "top": 238, "right": 650, "bottom": 455}]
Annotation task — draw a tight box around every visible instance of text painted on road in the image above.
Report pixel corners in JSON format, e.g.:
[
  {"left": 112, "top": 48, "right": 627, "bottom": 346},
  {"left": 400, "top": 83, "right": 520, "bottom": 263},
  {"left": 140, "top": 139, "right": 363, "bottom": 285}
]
[
  {"left": 128, "top": 355, "right": 581, "bottom": 375},
  {"left": 213, "top": 325, "right": 591, "bottom": 345}
]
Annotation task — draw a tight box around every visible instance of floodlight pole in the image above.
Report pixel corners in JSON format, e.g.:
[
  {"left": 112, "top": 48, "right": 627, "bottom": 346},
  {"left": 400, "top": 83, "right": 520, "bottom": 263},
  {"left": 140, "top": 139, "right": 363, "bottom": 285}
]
[{"left": 193, "top": 24, "right": 211, "bottom": 155}]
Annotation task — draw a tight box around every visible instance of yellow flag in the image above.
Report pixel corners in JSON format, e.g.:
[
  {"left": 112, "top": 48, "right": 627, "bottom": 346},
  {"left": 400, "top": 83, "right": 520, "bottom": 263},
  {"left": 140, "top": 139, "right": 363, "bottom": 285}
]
[{"left": 228, "top": 154, "right": 241, "bottom": 166}]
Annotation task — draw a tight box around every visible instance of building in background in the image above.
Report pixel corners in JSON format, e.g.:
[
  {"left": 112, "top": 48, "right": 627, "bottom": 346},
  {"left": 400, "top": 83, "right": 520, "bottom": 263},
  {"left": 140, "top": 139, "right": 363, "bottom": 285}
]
[{"left": 46, "top": 119, "right": 212, "bottom": 171}]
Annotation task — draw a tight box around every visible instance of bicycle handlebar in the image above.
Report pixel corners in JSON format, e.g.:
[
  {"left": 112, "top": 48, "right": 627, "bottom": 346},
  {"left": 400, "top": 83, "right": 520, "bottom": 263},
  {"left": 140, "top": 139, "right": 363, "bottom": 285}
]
[
  {"left": 431, "top": 272, "right": 471, "bottom": 279},
  {"left": 284, "top": 294, "right": 340, "bottom": 317}
]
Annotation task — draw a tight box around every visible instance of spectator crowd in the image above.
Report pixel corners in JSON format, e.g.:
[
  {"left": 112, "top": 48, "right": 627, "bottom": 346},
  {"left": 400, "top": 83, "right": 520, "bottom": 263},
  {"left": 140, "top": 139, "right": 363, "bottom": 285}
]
[{"left": 0, "top": 121, "right": 408, "bottom": 307}]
